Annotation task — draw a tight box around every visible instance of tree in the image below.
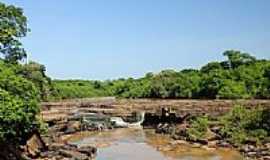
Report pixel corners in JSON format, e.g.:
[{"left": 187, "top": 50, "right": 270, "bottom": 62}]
[
  {"left": 21, "top": 61, "right": 53, "bottom": 101},
  {"left": 0, "top": 2, "right": 29, "bottom": 63},
  {"left": 223, "top": 50, "right": 256, "bottom": 69},
  {"left": 0, "top": 60, "right": 40, "bottom": 144},
  {"left": 217, "top": 80, "right": 249, "bottom": 99},
  {"left": 0, "top": 2, "right": 43, "bottom": 145},
  {"left": 201, "top": 62, "right": 222, "bottom": 73},
  {"left": 199, "top": 69, "right": 231, "bottom": 98},
  {"left": 51, "top": 50, "right": 270, "bottom": 100}
]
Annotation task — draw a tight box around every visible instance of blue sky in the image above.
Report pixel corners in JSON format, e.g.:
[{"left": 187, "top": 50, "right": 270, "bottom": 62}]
[{"left": 3, "top": 0, "right": 270, "bottom": 80}]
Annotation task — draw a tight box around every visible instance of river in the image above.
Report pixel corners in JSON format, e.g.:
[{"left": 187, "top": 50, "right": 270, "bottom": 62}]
[{"left": 70, "top": 128, "right": 243, "bottom": 160}]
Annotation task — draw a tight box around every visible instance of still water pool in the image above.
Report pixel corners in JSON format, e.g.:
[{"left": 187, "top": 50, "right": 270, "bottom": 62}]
[{"left": 71, "top": 128, "right": 243, "bottom": 160}]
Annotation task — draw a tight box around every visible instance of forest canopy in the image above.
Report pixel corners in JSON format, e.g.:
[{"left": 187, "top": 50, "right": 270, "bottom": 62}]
[{"left": 52, "top": 50, "right": 270, "bottom": 100}]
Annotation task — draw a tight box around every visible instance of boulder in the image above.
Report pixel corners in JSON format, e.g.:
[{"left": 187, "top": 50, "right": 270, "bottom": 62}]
[
  {"left": 208, "top": 140, "right": 218, "bottom": 148},
  {"left": 26, "top": 133, "right": 46, "bottom": 158},
  {"left": 205, "top": 129, "right": 219, "bottom": 141},
  {"left": 49, "top": 143, "right": 65, "bottom": 151},
  {"left": 64, "top": 121, "right": 81, "bottom": 134},
  {"left": 262, "top": 156, "right": 270, "bottom": 160},
  {"left": 218, "top": 141, "right": 232, "bottom": 148},
  {"left": 77, "top": 146, "right": 97, "bottom": 158},
  {"left": 59, "top": 149, "right": 89, "bottom": 160}
]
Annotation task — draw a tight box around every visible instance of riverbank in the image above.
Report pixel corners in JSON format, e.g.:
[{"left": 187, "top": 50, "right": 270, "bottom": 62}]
[{"left": 152, "top": 107, "right": 270, "bottom": 160}]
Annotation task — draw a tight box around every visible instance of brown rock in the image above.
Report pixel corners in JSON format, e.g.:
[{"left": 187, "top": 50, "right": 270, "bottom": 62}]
[
  {"left": 208, "top": 140, "right": 218, "bottom": 148},
  {"left": 78, "top": 146, "right": 97, "bottom": 158},
  {"left": 49, "top": 143, "right": 65, "bottom": 151},
  {"left": 262, "top": 156, "right": 270, "bottom": 160},
  {"left": 26, "top": 133, "right": 46, "bottom": 158},
  {"left": 64, "top": 121, "right": 81, "bottom": 134},
  {"left": 59, "top": 149, "right": 88, "bottom": 160}
]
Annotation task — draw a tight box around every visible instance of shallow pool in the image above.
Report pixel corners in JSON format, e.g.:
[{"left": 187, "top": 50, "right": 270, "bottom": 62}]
[{"left": 71, "top": 128, "right": 243, "bottom": 160}]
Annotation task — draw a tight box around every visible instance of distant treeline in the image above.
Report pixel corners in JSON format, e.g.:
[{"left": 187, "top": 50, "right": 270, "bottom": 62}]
[{"left": 52, "top": 50, "right": 270, "bottom": 100}]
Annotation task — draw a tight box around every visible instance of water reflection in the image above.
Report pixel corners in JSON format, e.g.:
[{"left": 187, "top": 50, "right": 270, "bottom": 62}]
[{"left": 71, "top": 128, "right": 243, "bottom": 160}]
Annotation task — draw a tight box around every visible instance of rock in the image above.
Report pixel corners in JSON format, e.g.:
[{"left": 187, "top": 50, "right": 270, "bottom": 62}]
[
  {"left": 241, "top": 144, "right": 256, "bottom": 153},
  {"left": 205, "top": 129, "right": 219, "bottom": 141},
  {"left": 247, "top": 151, "right": 257, "bottom": 157},
  {"left": 208, "top": 140, "right": 218, "bottom": 148},
  {"left": 59, "top": 149, "right": 88, "bottom": 160},
  {"left": 173, "top": 140, "right": 189, "bottom": 145},
  {"left": 26, "top": 133, "right": 46, "bottom": 158},
  {"left": 39, "top": 151, "right": 58, "bottom": 158},
  {"left": 49, "top": 143, "right": 65, "bottom": 151},
  {"left": 218, "top": 141, "right": 232, "bottom": 148},
  {"left": 201, "top": 145, "right": 216, "bottom": 151},
  {"left": 77, "top": 146, "right": 97, "bottom": 158},
  {"left": 64, "top": 121, "right": 81, "bottom": 134},
  {"left": 261, "top": 151, "right": 270, "bottom": 156},
  {"left": 157, "top": 145, "right": 173, "bottom": 152},
  {"left": 262, "top": 156, "right": 270, "bottom": 160},
  {"left": 210, "top": 126, "right": 221, "bottom": 133},
  {"left": 265, "top": 143, "right": 270, "bottom": 149},
  {"left": 245, "top": 138, "right": 257, "bottom": 145},
  {"left": 191, "top": 143, "right": 202, "bottom": 148},
  {"left": 175, "top": 123, "right": 189, "bottom": 137},
  {"left": 196, "top": 139, "right": 208, "bottom": 145},
  {"left": 41, "top": 136, "right": 51, "bottom": 147}
]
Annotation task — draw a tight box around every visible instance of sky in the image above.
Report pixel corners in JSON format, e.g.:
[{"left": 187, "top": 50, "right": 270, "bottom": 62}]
[{"left": 2, "top": 0, "right": 270, "bottom": 80}]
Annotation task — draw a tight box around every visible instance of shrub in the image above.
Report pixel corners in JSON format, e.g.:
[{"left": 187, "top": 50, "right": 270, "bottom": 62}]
[
  {"left": 220, "top": 105, "right": 269, "bottom": 145},
  {"left": 187, "top": 116, "right": 209, "bottom": 141},
  {"left": 0, "top": 89, "right": 40, "bottom": 144},
  {"left": 0, "top": 60, "right": 42, "bottom": 145}
]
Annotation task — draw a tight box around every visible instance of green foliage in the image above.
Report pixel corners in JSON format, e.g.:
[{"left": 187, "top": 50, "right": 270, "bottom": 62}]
[
  {"left": 217, "top": 80, "right": 250, "bottom": 99},
  {"left": 51, "top": 50, "right": 270, "bottom": 100},
  {"left": 20, "top": 61, "right": 54, "bottom": 101},
  {"left": 0, "top": 60, "right": 42, "bottom": 144},
  {"left": 0, "top": 2, "right": 50, "bottom": 145},
  {"left": 223, "top": 50, "right": 256, "bottom": 69},
  {"left": 0, "top": 2, "right": 28, "bottom": 63},
  {"left": 52, "top": 80, "right": 111, "bottom": 99},
  {"left": 201, "top": 62, "right": 223, "bottom": 73},
  {"left": 220, "top": 105, "right": 269, "bottom": 145},
  {"left": 187, "top": 116, "right": 209, "bottom": 140}
]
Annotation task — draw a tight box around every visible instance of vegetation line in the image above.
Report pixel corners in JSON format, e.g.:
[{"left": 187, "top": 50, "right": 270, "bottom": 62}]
[{"left": 52, "top": 50, "right": 270, "bottom": 100}]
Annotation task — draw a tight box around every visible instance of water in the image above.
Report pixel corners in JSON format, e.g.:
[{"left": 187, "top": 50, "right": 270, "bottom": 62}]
[{"left": 70, "top": 128, "right": 243, "bottom": 160}]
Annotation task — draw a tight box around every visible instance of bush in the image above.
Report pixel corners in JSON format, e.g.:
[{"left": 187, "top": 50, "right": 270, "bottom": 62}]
[
  {"left": 220, "top": 105, "right": 269, "bottom": 145},
  {"left": 217, "top": 80, "right": 250, "bottom": 99},
  {"left": 0, "top": 89, "right": 40, "bottom": 144},
  {"left": 187, "top": 116, "right": 209, "bottom": 141},
  {"left": 0, "top": 61, "right": 42, "bottom": 144}
]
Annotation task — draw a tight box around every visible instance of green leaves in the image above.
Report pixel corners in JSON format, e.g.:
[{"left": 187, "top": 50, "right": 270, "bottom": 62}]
[
  {"left": 0, "top": 2, "right": 29, "bottom": 63},
  {"left": 51, "top": 51, "right": 270, "bottom": 99},
  {"left": 0, "top": 60, "right": 41, "bottom": 144},
  {"left": 223, "top": 50, "right": 256, "bottom": 69},
  {"left": 187, "top": 116, "right": 209, "bottom": 140},
  {"left": 217, "top": 80, "right": 250, "bottom": 99},
  {"left": 220, "top": 105, "right": 269, "bottom": 145},
  {"left": 0, "top": 88, "right": 39, "bottom": 144}
]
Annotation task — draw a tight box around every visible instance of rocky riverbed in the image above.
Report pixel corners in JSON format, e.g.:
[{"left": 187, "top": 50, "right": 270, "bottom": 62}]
[
  {"left": 9, "top": 98, "right": 268, "bottom": 160},
  {"left": 154, "top": 122, "right": 270, "bottom": 160}
]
